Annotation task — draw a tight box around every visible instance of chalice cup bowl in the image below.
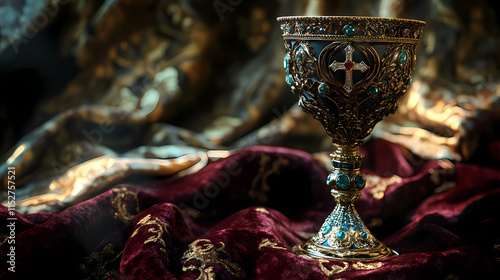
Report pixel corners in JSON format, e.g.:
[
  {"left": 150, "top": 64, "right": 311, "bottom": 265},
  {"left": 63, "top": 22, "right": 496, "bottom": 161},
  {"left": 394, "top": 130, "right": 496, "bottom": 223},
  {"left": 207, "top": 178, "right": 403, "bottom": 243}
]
[{"left": 278, "top": 16, "right": 425, "bottom": 260}]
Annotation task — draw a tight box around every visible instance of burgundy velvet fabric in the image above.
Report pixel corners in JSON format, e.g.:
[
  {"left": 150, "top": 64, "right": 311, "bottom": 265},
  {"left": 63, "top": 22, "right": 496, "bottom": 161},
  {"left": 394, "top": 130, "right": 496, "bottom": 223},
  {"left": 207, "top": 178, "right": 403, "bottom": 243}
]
[{"left": 1, "top": 139, "right": 499, "bottom": 279}]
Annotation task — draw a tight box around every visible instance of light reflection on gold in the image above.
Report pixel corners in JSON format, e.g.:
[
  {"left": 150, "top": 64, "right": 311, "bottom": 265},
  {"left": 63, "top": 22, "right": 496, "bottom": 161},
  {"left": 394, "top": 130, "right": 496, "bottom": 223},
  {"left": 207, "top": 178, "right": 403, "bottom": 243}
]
[
  {"left": 15, "top": 155, "right": 201, "bottom": 213},
  {"left": 376, "top": 77, "right": 500, "bottom": 160},
  {"left": 6, "top": 144, "right": 25, "bottom": 165}
]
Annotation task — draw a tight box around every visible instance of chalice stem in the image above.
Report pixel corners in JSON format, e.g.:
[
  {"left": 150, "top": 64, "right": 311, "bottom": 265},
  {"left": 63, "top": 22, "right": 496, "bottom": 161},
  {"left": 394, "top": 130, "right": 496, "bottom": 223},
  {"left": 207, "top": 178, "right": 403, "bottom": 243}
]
[{"left": 292, "top": 144, "right": 397, "bottom": 260}]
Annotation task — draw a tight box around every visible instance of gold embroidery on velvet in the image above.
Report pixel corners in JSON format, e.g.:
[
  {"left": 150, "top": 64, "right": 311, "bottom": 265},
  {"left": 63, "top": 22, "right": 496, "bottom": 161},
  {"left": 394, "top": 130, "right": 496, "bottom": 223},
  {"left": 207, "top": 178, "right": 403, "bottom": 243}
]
[
  {"left": 366, "top": 174, "right": 402, "bottom": 200},
  {"left": 317, "top": 259, "right": 383, "bottom": 276},
  {"left": 493, "top": 238, "right": 500, "bottom": 263},
  {"left": 318, "top": 259, "right": 349, "bottom": 276},
  {"left": 80, "top": 243, "right": 123, "bottom": 280},
  {"left": 250, "top": 155, "right": 290, "bottom": 202},
  {"left": 352, "top": 261, "right": 383, "bottom": 270},
  {"left": 258, "top": 238, "right": 287, "bottom": 250},
  {"left": 110, "top": 187, "right": 140, "bottom": 223},
  {"left": 182, "top": 239, "right": 246, "bottom": 280},
  {"left": 130, "top": 214, "right": 170, "bottom": 263},
  {"left": 255, "top": 207, "right": 270, "bottom": 214},
  {"left": 0, "top": 236, "right": 8, "bottom": 247}
]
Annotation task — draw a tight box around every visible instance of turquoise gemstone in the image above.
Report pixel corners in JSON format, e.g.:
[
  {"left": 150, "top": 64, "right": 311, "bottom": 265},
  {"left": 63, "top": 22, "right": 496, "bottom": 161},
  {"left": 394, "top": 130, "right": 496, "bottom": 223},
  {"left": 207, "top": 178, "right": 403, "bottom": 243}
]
[
  {"left": 286, "top": 74, "right": 293, "bottom": 85},
  {"left": 368, "top": 85, "right": 379, "bottom": 97},
  {"left": 296, "top": 50, "right": 304, "bottom": 64},
  {"left": 340, "top": 224, "right": 349, "bottom": 231},
  {"left": 337, "top": 231, "right": 346, "bottom": 240},
  {"left": 399, "top": 49, "right": 408, "bottom": 66},
  {"left": 323, "top": 224, "right": 332, "bottom": 234},
  {"left": 354, "top": 174, "right": 365, "bottom": 189},
  {"left": 319, "top": 28, "right": 325, "bottom": 34},
  {"left": 343, "top": 25, "right": 356, "bottom": 36},
  {"left": 336, "top": 174, "right": 350, "bottom": 190},
  {"left": 361, "top": 231, "right": 368, "bottom": 240},
  {"left": 326, "top": 173, "right": 335, "bottom": 185},
  {"left": 283, "top": 54, "right": 290, "bottom": 72},
  {"left": 307, "top": 26, "right": 312, "bottom": 33},
  {"left": 318, "top": 83, "right": 329, "bottom": 96}
]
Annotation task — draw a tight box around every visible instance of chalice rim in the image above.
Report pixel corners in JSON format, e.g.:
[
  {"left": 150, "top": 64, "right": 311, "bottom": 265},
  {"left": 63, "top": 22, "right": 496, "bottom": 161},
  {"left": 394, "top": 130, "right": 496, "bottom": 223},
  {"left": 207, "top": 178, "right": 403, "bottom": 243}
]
[{"left": 277, "top": 15, "right": 426, "bottom": 25}]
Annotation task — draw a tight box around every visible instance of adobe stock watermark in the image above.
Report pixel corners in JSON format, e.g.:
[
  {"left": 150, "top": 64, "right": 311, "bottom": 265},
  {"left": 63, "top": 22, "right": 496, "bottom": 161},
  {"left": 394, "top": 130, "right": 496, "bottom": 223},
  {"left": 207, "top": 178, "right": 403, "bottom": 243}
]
[
  {"left": 4, "top": 0, "right": 70, "bottom": 54},
  {"left": 213, "top": 0, "right": 244, "bottom": 21},
  {"left": 6, "top": 166, "right": 16, "bottom": 273}
]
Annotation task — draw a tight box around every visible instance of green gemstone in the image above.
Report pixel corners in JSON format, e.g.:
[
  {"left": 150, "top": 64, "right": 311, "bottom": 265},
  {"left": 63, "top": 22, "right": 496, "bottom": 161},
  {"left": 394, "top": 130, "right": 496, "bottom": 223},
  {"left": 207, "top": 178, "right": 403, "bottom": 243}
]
[
  {"left": 354, "top": 174, "right": 365, "bottom": 190},
  {"left": 336, "top": 174, "right": 350, "bottom": 190},
  {"left": 286, "top": 74, "right": 293, "bottom": 85},
  {"left": 399, "top": 49, "right": 408, "bottom": 66},
  {"left": 337, "top": 231, "right": 346, "bottom": 240},
  {"left": 283, "top": 54, "right": 290, "bottom": 72},
  {"left": 296, "top": 50, "right": 304, "bottom": 64},
  {"left": 343, "top": 25, "right": 356, "bottom": 36},
  {"left": 318, "top": 83, "right": 329, "bottom": 96},
  {"left": 368, "top": 85, "right": 379, "bottom": 97}
]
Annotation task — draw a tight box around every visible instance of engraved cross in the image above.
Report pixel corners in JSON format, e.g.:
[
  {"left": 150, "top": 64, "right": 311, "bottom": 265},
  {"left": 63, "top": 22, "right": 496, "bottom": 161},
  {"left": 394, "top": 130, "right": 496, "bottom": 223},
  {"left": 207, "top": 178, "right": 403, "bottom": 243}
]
[{"left": 329, "top": 44, "right": 369, "bottom": 93}]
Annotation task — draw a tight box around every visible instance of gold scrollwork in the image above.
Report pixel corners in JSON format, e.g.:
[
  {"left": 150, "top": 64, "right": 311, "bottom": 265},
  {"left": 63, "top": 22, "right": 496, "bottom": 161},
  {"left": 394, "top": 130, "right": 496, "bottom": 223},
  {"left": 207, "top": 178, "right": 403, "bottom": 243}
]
[
  {"left": 249, "top": 155, "right": 290, "bottom": 202},
  {"left": 258, "top": 238, "right": 287, "bottom": 250},
  {"left": 130, "top": 214, "right": 171, "bottom": 262},
  {"left": 80, "top": 243, "right": 123, "bottom": 279},
  {"left": 182, "top": 239, "right": 246, "bottom": 280},
  {"left": 318, "top": 259, "right": 349, "bottom": 276},
  {"left": 318, "top": 259, "right": 384, "bottom": 277},
  {"left": 352, "top": 261, "right": 383, "bottom": 270},
  {"left": 110, "top": 187, "right": 140, "bottom": 223}
]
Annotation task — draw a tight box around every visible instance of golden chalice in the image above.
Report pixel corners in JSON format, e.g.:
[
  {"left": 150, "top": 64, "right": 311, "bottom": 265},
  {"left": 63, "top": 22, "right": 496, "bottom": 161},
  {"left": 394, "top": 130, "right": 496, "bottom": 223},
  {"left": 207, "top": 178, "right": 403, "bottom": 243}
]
[{"left": 278, "top": 16, "right": 425, "bottom": 260}]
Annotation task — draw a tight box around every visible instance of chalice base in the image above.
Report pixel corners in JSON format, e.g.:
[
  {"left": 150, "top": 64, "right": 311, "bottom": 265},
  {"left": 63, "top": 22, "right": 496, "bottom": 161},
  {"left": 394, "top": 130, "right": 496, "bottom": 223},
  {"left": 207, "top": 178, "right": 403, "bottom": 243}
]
[
  {"left": 292, "top": 239, "right": 397, "bottom": 260},
  {"left": 292, "top": 189, "right": 397, "bottom": 260}
]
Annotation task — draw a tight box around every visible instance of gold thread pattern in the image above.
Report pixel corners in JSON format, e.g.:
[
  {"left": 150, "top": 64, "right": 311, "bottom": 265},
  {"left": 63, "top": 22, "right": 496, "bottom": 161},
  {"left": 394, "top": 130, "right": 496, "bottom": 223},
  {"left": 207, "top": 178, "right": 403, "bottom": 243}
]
[
  {"left": 130, "top": 214, "right": 171, "bottom": 263},
  {"left": 80, "top": 243, "right": 123, "bottom": 279},
  {"left": 258, "top": 238, "right": 287, "bottom": 250},
  {"left": 318, "top": 259, "right": 384, "bottom": 277},
  {"left": 182, "top": 239, "right": 246, "bottom": 280},
  {"left": 318, "top": 259, "right": 349, "bottom": 276},
  {"left": 352, "top": 261, "right": 383, "bottom": 270},
  {"left": 110, "top": 187, "right": 140, "bottom": 223},
  {"left": 249, "top": 155, "right": 290, "bottom": 202}
]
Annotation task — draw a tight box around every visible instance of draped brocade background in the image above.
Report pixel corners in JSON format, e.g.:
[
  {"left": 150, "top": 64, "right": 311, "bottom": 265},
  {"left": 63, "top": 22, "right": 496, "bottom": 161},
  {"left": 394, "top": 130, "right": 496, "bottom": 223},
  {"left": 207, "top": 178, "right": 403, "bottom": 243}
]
[{"left": 1, "top": 0, "right": 500, "bottom": 279}]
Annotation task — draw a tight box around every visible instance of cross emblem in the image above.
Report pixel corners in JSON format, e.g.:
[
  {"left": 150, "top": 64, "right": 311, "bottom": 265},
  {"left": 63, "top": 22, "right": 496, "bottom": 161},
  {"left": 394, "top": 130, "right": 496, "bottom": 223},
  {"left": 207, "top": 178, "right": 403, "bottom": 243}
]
[{"left": 329, "top": 44, "right": 369, "bottom": 93}]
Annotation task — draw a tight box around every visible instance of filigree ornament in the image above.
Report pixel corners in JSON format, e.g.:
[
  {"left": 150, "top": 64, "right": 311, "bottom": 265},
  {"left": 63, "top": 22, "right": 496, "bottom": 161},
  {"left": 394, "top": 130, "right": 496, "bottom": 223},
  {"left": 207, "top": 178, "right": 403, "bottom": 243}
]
[
  {"left": 249, "top": 155, "right": 290, "bottom": 202},
  {"left": 318, "top": 259, "right": 383, "bottom": 277},
  {"left": 278, "top": 16, "right": 425, "bottom": 260},
  {"left": 110, "top": 187, "right": 140, "bottom": 223},
  {"left": 352, "top": 261, "right": 383, "bottom": 270},
  {"left": 258, "top": 238, "right": 287, "bottom": 250},
  {"left": 182, "top": 239, "right": 246, "bottom": 280},
  {"left": 318, "top": 259, "right": 349, "bottom": 276},
  {"left": 130, "top": 214, "right": 171, "bottom": 261}
]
